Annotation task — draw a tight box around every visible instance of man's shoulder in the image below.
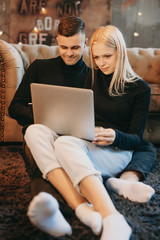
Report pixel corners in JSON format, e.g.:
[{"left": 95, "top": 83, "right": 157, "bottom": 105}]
[
  {"left": 27, "top": 56, "right": 61, "bottom": 72},
  {"left": 34, "top": 56, "right": 60, "bottom": 65}
]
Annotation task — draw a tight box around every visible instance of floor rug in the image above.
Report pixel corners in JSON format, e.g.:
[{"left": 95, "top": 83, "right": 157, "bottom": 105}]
[{"left": 0, "top": 145, "right": 160, "bottom": 240}]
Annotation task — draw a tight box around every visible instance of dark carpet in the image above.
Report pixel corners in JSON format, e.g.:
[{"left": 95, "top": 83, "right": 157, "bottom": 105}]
[{"left": 0, "top": 145, "right": 160, "bottom": 240}]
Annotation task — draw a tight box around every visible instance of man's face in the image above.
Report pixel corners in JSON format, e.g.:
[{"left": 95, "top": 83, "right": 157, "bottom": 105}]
[{"left": 57, "top": 32, "right": 87, "bottom": 65}]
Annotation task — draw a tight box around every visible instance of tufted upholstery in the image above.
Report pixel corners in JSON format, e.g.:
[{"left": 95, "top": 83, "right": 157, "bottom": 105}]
[
  {"left": 0, "top": 39, "right": 160, "bottom": 143},
  {"left": 127, "top": 48, "right": 160, "bottom": 85}
]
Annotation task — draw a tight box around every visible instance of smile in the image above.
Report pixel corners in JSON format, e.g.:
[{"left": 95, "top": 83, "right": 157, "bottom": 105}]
[
  {"left": 65, "top": 57, "right": 75, "bottom": 60},
  {"left": 101, "top": 67, "right": 109, "bottom": 71}
]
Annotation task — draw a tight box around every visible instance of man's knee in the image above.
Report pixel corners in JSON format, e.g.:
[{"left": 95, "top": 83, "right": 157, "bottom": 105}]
[
  {"left": 24, "top": 124, "right": 52, "bottom": 142},
  {"left": 25, "top": 124, "right": 41, "bottom": 137}
]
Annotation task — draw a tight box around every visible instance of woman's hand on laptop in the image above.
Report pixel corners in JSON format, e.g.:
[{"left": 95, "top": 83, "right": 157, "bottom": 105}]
[{"left": 92, "top": 127, "right": 116, "bottom": 146}]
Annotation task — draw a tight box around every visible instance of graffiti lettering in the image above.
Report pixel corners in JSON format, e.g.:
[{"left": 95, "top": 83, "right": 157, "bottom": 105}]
[
  {"left": 37, "top": 17, "right": 52, "bottom": 31},
  {"left": 19, "top": 0, "right": 46, "bottom": 15},
  {"left": 29, "top": 32, "right": 48, "bottom": 44},
  {"left": 18, "top": 32, "right": 56, "bottom": 45},
  {"left": 56, "top": 0, "right": 82, "bottom": 17}
]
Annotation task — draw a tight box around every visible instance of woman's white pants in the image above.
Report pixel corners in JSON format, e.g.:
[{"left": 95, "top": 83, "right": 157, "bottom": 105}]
[{"left": 24, "top": 124, "right": 132, "bottom": 190}]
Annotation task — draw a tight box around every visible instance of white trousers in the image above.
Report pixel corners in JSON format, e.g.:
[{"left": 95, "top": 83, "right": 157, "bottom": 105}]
[{"left": 24, "top": 124, "right": 132, "bottom": 190}]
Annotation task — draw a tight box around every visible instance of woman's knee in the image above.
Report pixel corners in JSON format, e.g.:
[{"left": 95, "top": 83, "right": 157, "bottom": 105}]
[{"left": 54, "top": 135, "right": 84, "bottom": 151}]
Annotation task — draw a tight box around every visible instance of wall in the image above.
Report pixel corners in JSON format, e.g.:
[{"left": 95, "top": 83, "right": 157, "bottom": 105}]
[
  {"left": 0, "top": 0, "right": 112, "bottom": 45},
  {"left": 1, "top": 0, "right": 159, "bottom": 47},
  {"left": 0, "top": 0, "right": 10, "bottom": 42},
  {"left": 112, "top": 0, "right": 160, "bottom": 48}
]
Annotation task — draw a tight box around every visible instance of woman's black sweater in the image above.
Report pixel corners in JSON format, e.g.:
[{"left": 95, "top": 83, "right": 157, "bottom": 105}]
[{"left": 85, "top": 70, "right": 151, "bottom": 150}]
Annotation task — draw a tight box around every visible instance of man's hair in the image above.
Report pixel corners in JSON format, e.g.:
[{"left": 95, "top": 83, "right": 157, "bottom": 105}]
[{"left": 58, "top": 16, "right": 85, "bottom": 37}]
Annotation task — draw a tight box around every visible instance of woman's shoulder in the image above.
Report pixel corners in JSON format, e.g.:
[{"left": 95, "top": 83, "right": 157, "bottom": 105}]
[
  {"left": 136, "top": 77, "right": 150, "bottom": 88},
  {"left": 128, "top": 77, "right": 151, "bottom": 93}
]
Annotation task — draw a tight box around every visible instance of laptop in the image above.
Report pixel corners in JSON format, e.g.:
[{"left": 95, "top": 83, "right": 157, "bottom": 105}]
[{"left": 30, "top": 83, "right": 95, "bottom": 140}]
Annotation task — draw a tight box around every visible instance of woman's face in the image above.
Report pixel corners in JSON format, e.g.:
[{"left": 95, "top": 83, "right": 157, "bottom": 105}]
[{"left": 92, "top": 43, "right": 117, "bottom": 75}]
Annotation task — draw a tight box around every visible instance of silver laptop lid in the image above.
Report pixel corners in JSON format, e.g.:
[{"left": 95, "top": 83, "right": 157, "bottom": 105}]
[{"left": 31, "top": 83, "right": 95, "bottom": 140}]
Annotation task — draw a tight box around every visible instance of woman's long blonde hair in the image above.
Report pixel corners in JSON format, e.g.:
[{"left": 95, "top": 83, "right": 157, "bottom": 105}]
[{"left": 90, "top": 25, "right": 139, "bottom": 96}]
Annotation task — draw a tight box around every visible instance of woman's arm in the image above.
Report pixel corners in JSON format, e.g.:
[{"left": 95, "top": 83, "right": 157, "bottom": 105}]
[
  {"left": 93, "top": 80, "right": 151, "bottom": 150},
  {"left": 113, "top": 82, "right": 151, "bottom": 149}
]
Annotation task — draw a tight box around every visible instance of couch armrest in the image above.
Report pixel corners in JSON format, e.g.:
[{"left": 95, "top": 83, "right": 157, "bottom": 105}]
[{"left": 0, "top": 39, "right": 24, "bottom": 142}]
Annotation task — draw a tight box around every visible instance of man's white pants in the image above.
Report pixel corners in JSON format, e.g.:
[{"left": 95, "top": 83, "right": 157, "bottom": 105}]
[{"left": 24, "top": 124, "right": 132, "bottom": 190}]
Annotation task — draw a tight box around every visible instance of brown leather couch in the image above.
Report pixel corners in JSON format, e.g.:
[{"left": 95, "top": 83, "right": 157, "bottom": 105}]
[{"left": 0, "top": 39, "right": 160, "bottom": 143}]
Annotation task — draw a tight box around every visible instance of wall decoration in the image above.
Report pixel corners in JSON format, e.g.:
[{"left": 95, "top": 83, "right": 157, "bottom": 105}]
[
  {"left": 0, "top": 0, "right": 10, "bottom": 42},
  {"left": 112, "top": 0, "right": 160, "bottom": 48},
  {"left": 0, "top": 0, "right": 112, "bottom": 45}
]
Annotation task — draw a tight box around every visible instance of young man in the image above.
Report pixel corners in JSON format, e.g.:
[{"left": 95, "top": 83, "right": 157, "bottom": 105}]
[{"left": 9, "top": 16, "right": 156, "bottom": 237}]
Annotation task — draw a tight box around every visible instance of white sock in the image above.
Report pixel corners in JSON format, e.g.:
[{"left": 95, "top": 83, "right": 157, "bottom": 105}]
[
  {"left": 106, "top": 178, "right": 155, "bottom": 203},
  {"left": 75, "top": 202, "right": 102, "bottom": 235},
  {"left": 27, "top": 192, "right": 72, "bottom": 237},
  {"left": 101, "top": 214, "right": 132, "bottom": 240}
]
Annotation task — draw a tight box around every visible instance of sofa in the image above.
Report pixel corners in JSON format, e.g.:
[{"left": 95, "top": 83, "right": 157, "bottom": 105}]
[{"left": 0, "top": 39, "right": 160, "bottom": 143}]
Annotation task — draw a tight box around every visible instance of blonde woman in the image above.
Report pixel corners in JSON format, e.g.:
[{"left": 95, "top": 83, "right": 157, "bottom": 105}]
[{"left": 51, "top": 25, "right": 155, "bottom": 239}]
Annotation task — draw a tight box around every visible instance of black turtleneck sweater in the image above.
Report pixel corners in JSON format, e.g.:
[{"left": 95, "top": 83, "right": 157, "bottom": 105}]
[
  {"left": 85, "top": 69, "right": 151, "bottom": 150},
  {"left": 8, "top": 56, "right": 89, "bottom": 126}
]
